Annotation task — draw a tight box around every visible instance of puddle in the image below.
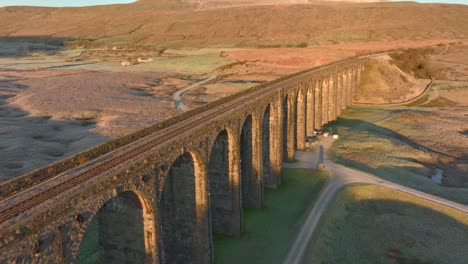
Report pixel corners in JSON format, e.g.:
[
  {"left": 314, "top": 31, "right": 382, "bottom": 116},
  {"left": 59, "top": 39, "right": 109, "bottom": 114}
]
[
  {"left": 431, "top": 168, "right": 444, "bottom": 185},
  {"left": 226, "top": 80, "right": 263, "bottom": 84},
  {"left": 128, "top": 87, "right": 154, "bottom": 97}
]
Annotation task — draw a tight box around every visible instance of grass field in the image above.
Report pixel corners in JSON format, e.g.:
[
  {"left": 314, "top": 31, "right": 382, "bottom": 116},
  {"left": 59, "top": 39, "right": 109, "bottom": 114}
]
[
  {"left": 326, "top": 105, "right": 468, "bottom": 205},
  {"left": 77, "top": 218, "right": 99, "bottom": 264},
  {"left": 213, "top": 168, "right": 327, "bottom": 264},
  {"left": 406, "top": 80, "right": 468, "bottom": 107},
  {"left": 302, "top": 185, "right": 468, "bottom": 264},
  {"left": 142, "top": 53, "right": 234, "bottom": 74}
]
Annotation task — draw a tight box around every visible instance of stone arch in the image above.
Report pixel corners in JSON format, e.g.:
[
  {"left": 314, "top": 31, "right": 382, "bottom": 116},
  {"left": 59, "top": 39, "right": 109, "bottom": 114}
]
[
  {"left": 341, "top": 71, "right": 348, "bottom": 110},
  {"left": 240, "top": 114, "right": 263, "bottom": 209},
  {"left": 336, "top": 74, "right": 343, "bottom": 116},
  {"left": 306, "top": 82, "right": 315, "bottom": 137},
  {"left": 356, "top": 65, "right": 363, "bottom": 101},
  {"left": 262, "top": 104, "right": 273, "bottom": 187},
  {"left": 159, "top": 152, "right": 210, "bottom": 264},
  {"left": 314, "top": 78, "right": 322, "bottom": 129},
  {"left": 351, "top": 67, "right": 359, "bottom": 102},
  {"left": 321, "top": 77, "right": 329, "bottom": 126},
  {"left": 328, "top": 76, "right": 336, "bottom": 122},
  {"left": 296, "top": 88, "right": 306, "bottom": 150},
  {"left": 282, "top": 94, "right": 295, "bottom": 161},
  {"left": 208, "top": 129, "right": 242, "bottom": 236},
  {"left": 76, "top": 190, "right": 155, "bottom": 264},
  {"left": 347, "top": 69, "right": 353, "bottom": 106}
]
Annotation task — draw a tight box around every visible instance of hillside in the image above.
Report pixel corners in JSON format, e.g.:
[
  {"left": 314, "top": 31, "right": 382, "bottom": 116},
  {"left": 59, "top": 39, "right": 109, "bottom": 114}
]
[
  {"left": 0, "top": 1, "right": 467, "bottom": 48},
  {"left": 355, "top": 55, "right": 430, "bottom": 104}
]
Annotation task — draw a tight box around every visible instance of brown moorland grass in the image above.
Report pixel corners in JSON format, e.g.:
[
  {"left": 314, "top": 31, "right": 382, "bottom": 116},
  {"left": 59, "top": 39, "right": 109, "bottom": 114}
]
[
  {"left": 328, "top": 105, "right": 468, "bottom": 204},
  {"left": 1, "top": 2, "right": 467, "bottom": 48},
  {"left": 356, "top": 56, "right": 427, "bottom": 104},
  {"left": 390, "top": 47, "right": 435, "bottom": 78}
]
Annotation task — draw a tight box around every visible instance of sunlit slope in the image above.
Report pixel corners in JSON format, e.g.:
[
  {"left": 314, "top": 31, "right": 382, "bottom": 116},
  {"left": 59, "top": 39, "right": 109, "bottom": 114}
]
[
  {"left": 0, "top": 1, "right": 467, "bottom": 47},
  {"left": 355, "top": 55, "right": 427, "bottom": 104}
]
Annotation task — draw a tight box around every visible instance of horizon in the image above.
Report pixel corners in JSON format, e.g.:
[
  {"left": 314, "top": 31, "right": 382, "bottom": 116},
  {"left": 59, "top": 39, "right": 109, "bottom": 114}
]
[
  {"left": 0, "top": 0, "right": 136, "bottom": 7},
  {"left": 0, "top": 0, "right": 467, "bottom": 7}
]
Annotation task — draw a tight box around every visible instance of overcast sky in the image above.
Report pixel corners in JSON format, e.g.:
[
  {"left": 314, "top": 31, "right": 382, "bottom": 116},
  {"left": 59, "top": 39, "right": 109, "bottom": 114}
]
[{"left": 0, "top": 0, "right": 466, "bottom": 7}]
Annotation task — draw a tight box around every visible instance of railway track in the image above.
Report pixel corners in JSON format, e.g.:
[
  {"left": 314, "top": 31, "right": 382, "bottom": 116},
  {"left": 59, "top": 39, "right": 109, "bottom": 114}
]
[
  {"left": 0, "top": 58, "right": 364, "bottom": 225},
  {"left": 0, "top": 74, "right": 277, "bottom": 224}
]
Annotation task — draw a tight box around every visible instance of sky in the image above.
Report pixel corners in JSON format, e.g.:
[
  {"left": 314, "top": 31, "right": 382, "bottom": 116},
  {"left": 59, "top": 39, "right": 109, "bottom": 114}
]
[
  {"left": 401, "top": 0, "right": 467, "bottom": 3},
  {"left": 0, "top": 0, "right": 136, "bottom": 7},
  {"left": 0, "top": 0, "right": 466, "bottom": 7}
]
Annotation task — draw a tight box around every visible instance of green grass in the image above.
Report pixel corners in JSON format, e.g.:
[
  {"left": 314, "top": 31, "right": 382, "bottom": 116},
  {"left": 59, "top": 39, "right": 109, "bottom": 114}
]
[
  {"left": 214, "top": 168, "right": 327, "bottom": 264},
  {"left": 77, "top": 218, "right": 99, "bottom": 264},
  {"left": 164, "top": 48, "right": 244, "bottom": 56},
  {"left": 329, "top": 107, "right": 468, "bottom": 205},
  {"left": 142, "top": 53, "right": 233, "bottom": 74},
  {"left": 302, "top": 185, "right": 468, "bottom": 264},
  {"left": 405, "top": 93, "right": 431, "bottom": 106}
]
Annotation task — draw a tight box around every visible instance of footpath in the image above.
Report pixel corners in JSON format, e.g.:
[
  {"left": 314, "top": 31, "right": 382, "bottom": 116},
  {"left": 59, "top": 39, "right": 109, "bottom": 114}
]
[{"left": 282, "top": 137, "right": 468, "bottom": 264}]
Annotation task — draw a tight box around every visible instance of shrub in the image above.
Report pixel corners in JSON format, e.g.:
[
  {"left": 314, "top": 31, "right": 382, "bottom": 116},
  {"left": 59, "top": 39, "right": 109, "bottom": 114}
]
[
  {"left": 390, "top": 47, "right": 434, "bottom": 78},
  {"left": 257, "top": 44, "right": 282, "bottom": 48},
  {"left": 296, "top": 42, "right": 308, "bottom": 48},
  {"left": 75, "top": 111, "right": 100, "bottom": 120}
]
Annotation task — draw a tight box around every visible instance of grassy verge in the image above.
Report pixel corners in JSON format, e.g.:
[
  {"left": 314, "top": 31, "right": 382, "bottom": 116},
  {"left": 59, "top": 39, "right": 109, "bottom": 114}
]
[
  {"left": 214, "top": 168, "right": 327, "bottom": 264},
  {"left": 142, "top": 53, "right": 233, "bottom": 74},
  {"left": 302, "top": 185, "right": 468, "bottom": 264}
]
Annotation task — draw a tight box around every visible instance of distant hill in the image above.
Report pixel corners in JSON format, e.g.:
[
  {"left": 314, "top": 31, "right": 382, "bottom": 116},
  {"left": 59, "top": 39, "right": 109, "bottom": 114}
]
[
  {"left": 179, "top": 0, "right": 391, "bottom": 8},
  {"left": 0, "top": 1, "right": 467, "bottom": 47}
]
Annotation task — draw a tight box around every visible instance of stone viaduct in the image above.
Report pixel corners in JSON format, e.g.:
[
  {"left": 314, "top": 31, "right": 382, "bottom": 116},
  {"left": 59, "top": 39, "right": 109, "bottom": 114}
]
[{"left": 0, "top": 57, "right": 367, "bottom": 263}]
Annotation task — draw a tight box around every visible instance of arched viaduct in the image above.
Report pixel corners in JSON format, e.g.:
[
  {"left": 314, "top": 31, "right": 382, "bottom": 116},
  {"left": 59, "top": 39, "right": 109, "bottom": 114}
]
[{"left": 0, "top": 58, "right": 367, "bottom": 263}]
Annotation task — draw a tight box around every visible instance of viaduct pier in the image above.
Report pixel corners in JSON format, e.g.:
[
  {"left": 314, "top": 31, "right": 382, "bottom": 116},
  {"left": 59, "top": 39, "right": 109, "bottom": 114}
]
[{"left": 0, "top": 57, "right": 367, "bottom": 263}]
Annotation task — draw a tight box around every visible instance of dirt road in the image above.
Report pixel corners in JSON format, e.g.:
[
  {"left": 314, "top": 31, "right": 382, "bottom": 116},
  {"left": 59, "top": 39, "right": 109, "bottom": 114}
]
[
  {"left": 283, "top": 137, "right": 468, "bottom": 264},
  {"left": 173, "top": 75, "right": 216, "bottom": 112}
]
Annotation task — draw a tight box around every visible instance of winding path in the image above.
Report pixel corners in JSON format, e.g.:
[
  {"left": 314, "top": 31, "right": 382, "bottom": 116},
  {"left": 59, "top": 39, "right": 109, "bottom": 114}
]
[
  {"left": 172, "top": 75, "right": 217, "bottom": 112},
  {"left": 283, "top": 137, "right": 468, "bottom": 264}
]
